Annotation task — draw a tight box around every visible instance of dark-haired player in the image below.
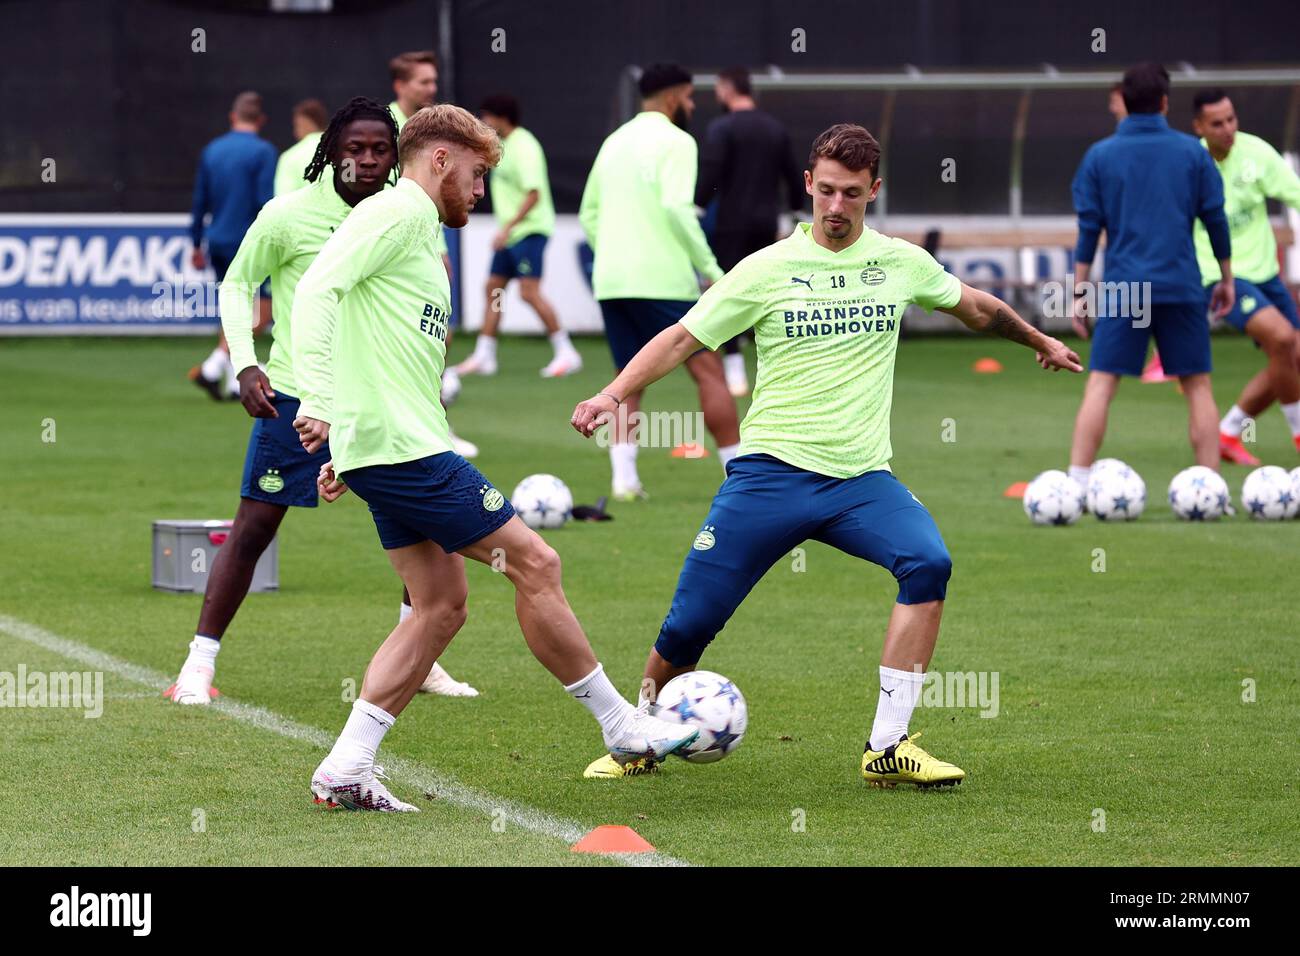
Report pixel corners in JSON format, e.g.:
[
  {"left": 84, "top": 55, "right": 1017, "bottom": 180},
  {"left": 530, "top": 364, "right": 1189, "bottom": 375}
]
[
  {"left": 456, "top": 94, "right": 581, "bottom": 379},
  {"left": 1189, "top": 89, "right": 1300, "bottom": 463},
  {"left": 573, "top": 124, "right": 1081, "bottom": 783},
  {"left": 168, "top": 97, "right": 477, "bottom": 705}
]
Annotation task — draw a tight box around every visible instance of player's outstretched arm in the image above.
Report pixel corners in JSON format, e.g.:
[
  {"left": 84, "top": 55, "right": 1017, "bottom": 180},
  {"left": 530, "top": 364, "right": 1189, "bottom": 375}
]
[
  {"left": 939, "top": 284, "right": 1082, "bottom": 373},
  {"left": 570, "top": 322, "right": 705, "bottom": 436}
]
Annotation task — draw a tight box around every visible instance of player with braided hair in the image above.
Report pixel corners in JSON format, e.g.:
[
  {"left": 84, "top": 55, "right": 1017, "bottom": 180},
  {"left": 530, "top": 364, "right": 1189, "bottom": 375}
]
[{"left": 168, "top": 96, "right": 480, "bottom": 707}]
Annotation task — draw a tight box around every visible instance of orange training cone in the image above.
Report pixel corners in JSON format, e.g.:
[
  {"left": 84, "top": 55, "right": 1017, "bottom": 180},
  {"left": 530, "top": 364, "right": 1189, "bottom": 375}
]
[
  {"left": 973, "top": 357, "right": 1003, "bottom": 373},
  {"left": 671, "top": 443, "right": 709, "bottom": 459},
  {"left": 1003, "top": 481, "right": 1029, "bottom": 499},
  {"left": 570, "top": 825, "right": 656, "bottom": 854}
]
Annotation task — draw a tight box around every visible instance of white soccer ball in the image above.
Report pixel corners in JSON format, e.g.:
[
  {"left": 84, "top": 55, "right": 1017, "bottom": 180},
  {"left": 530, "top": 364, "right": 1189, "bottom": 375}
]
[
  {"left": 1087, "top": 461, "right": 1146, "bottom": 521},
  {"left": 1241, "top": 466, "right": 1299, "bottom": 520},
  {"left": 1022, "top": 470, "right": 1085, "bottom": 525},
  {"left": 1090, "top": 457, "right": 1128, "bottom": 479},
  {"left": 440, "top": 366, "right": 461, "bottom": 407},
  {"left": 654, "top": 670, "right": 748, "bottom": 764},
  {"left": 510, "top": 473, "right": 573, "bottom": 530},
  {"left": 1167, "top": 466, "right": 1231, "bottom": 521}
]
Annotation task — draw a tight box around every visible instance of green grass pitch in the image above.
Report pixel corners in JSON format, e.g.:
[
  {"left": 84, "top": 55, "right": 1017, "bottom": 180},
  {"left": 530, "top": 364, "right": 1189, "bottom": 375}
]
[{"left": 1, "top": 332, "right": 1296, "bottom": 866}]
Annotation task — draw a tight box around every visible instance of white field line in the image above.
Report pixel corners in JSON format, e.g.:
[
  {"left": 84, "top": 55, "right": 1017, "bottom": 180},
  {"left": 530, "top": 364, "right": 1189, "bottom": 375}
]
[{"left": 0, "top": 613, "right": 688, "bottom": 868}]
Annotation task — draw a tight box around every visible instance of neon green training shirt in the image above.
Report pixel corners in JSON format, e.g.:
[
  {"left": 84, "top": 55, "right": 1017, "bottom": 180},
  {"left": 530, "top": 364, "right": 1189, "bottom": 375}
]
[
  {"left": 682, "top": 222, "right": 962, "bottom": 479},
  {"left": 292, "top": 177, "right": 453, "bottom": 474},
  {"left": 219, "top": 172, "right": 356, "bottom": 396},
  {"left": 579, "top": 110, "right": 723, "bottom": 301},
  {"left": 274, "top": 131, "right": 322, "bottom": 197},
  {"left": 1195, "top": 131, "right": 1300, "bottom": 284},
  {"left": 490, "top": 126, "right": 554, "bottom": 245}
]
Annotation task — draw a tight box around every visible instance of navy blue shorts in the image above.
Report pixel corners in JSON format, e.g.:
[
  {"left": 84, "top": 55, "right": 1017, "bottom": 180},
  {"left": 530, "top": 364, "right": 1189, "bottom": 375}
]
[
  {"left": 1088, "top": 300, "right": 1211, "bottom": 377},
  {"left": 239, "top": 392, "right": 329, "bottom": 507},
  {"left": 489, "top": 233, "right": 547, "bottom": 280},
  {"left": 1209, "top": 275, "right": 1300, "bottom": 334},
  {"left": 654, "top": 454, "right": 952, "bottom": 667},
  {"left": 600, "top": 298, "right": 696, "bottom": 369},
  {"left": 341, "top": 453, "right": 516, "bottom": 552}
]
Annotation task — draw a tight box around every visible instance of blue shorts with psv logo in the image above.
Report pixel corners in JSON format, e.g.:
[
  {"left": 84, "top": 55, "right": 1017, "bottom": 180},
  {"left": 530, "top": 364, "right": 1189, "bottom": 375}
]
[
  {"left": 341, "top": 452, "right": 516, "bottom": 553},
  {"left": 240, "top": 391, "right": 330, "bottom": 508},
  {"left": 489, "top": 233, "right": 548, "bottom": 280}
]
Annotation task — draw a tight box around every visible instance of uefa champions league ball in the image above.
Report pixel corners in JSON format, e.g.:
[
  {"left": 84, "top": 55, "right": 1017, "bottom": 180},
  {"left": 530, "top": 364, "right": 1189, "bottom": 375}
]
[
  {"left": 1241, "top": 466, "right": 1298, "bottom": 520},
  {"left": 654, "top": 670, "right": 748, "bottom": 764},
  {"left": 1167, "top": 466, "right": 1230, "bottom": 521},
  {"left": 1090, "top": 457, "right": 1128, "bottom": 479},
  {"left": 1022, "top": 470, "right": 1085, "bottom": 525},
  {"left": 1087, "top": 460, "right": 1146, "bottom": 521},
  {"left": 510, "top": 474, "right": 573, "bottom": 530}
]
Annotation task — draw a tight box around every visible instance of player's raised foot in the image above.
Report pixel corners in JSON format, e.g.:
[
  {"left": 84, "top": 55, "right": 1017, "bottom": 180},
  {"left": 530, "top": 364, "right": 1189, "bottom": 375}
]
[
  {"left": 612, "top": 481, "right": 648, "bottom": 502},
  {"left": 310, "top": 762, "right": 418, "bottom": 812},
  {"left": 540, "top": 352, "right": 583, "bottom": 378},
  {"left": 583, "top": 753, "right": 661, "bottom": 779},
  {"left": 604, "top": 703, "right": 699, "bottom": 766},
  {"left": 861, "top": 732, "right": 965, "bottom": 789},
  {"left": 1219, "top": 433, "right": 1261, "bottom": 467},
  {"left": 450, "top": 430, "right": 479, "bottom": 459},
  {"left": 187, "top": 365, "right": 225, "bottom": 402},
  {"left": 165, "top": 662, "right": 216, "bottom": 706},
  {"left": 419, "top": 661, "right": 479, "bottom": 697},
  {"left": 455, "top": 353, "right": 498, "bottom": 377}
]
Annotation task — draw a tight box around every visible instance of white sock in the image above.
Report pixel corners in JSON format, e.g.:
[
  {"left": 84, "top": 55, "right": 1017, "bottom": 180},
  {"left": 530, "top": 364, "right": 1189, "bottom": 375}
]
[
  {"left": 610, "top": 442, "right": 639, "bottom": 488},
  {"left": 723, "top": 352, "right": 746, "bottom": 379},
  {"left": 200, "top": 346, "right": 227, "bottom": 381},
  {"left": 564, "top": 663, "right": 633, "bottom": 740},
  {"left": 548, "top": 329, "right": 574, "bottom": 355},
  {"left": 475, "top": 335, "right": 497, "bottom": 360},
  {"left": 185, "top": 635, "right": 221, "bottom": 670},
  {"left": 326, "top": 699, "right": 394, "bottom": 776},
  {"left": 399, "top": 602, "right": 413, "bottom": 623},
  {"left": 1068, "top": 464, "right": 1091, "bottom": 488},
  {"left": 1221, "top": 404, "right": 1247, "bottom": 437},
  {"left": 869, "top": 665, "right": 925, "bottom": 752},
  {"left": 1280, "top": 400, "right": 1300, "bottom": 437},
  {"left": 718, "top": 442, "right": 740, "bottom": 468}
]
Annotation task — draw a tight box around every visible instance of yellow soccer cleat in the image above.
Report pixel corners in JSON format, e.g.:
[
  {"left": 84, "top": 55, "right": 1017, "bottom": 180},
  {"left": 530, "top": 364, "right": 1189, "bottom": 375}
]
[
  {"left": 861, "top": 732, "right": 965, "bottom": 789},
  {"left": 583, "top": 753, "right": 660, "bottom": 780}
]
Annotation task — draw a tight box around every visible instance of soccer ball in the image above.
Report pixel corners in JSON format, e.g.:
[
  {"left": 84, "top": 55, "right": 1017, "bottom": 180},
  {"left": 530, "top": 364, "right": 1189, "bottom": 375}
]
[
  {"left": 440, "top": 367, "right": 461, "bottom": 407},
  {"left": 1241, "top": 466, "right": 1299, "bottom": 520},
  {"left": 1167, "top": 466, "right": 1230, "bottom": 520},
  {"left": 654, "top": 670, "right": 748, "bottom": 764},
  {"left": 510, "top": 474, "right": 573, "bottom": 530},
  {"left": 1087, "top": 461, "right": 1146, "bottom": 521},
  {"left": 1022, "top": 470, "right": 1085, "bottom": 525}
]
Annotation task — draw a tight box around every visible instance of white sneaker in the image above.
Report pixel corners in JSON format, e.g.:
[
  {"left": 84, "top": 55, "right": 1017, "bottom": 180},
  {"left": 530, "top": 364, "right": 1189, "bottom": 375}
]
[
  {"left": 450, "top": 430, "right": 479, "bottom": 458},
  {"left": 612, "top": 481, "right": 648, "bottom": 502},
  {"left": 456, "top": 353, "right": 498, "bottom": 376},
  {"left": 311, "top": 762, "right": 419, "bottom": 812},
  {"left": 167, "top": 662, "right": 214, "bottom": 706},
  {"left": 724, "top": 352, "right": 749, "bottom": 397},
  {"left": 540, "top": 352, "right": 583, "bottom": 378},
  {"left": 419, "top": 661, "right": 480, "bottom": 697},
  {"left": 605, "top": 702, "right": 699, "bottom": 765}
]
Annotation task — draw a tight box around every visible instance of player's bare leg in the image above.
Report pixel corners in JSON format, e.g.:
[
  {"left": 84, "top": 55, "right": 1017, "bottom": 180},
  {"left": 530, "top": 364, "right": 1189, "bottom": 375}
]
[
  {"left": 520, "top": 278, "right": 583, "bottom": 378},
  {"left": 684, "top": 349, "right": 741, "bottom": 464},
  {"left": 1180, "top": 373, "right": 1220, "bottom": 469},
  {"left": 1068, "top": 371, "right": 1121, "bottom": 491},
  {"left": 609, "top": 386, "right": 647, "bottom": 500},
  {"left": 399, "top": 579, "right": 478, "bottom": 697},
  {"left": 1221, "top": 308, "right": 1300, "bottom": 462},
  {"left": 169, "top": 497, "right": 286, "bottom": 705},
  {"left": 456, "top": 274, "right": 508, "bottom": 376}
]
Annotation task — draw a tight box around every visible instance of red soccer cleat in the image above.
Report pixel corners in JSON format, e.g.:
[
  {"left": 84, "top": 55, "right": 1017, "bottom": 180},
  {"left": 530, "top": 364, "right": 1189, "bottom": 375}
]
[
  {"left": 1219, "top": 433, "right": 1261, "bottom": 467},
  {"left": 1141, "top": 351, "right": 1174, "bottom": 383}
]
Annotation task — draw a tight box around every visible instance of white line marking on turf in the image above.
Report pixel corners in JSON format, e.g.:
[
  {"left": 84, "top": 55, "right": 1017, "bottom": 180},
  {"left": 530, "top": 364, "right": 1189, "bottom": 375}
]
[{"left": 0, "top": 614, "right": 688, "bottom": 868}]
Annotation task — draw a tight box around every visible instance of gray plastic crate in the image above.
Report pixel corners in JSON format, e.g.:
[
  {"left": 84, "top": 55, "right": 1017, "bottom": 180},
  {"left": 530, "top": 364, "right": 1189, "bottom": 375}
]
[{"left": 152, "top": 519, "right": 278, "bottom": 593}]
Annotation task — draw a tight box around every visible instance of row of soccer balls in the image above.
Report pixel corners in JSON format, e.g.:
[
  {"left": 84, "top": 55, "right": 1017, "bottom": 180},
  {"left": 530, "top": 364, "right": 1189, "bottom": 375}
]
[{"left": 1023, "top": 460, "right": 1300, "bottom": 524}]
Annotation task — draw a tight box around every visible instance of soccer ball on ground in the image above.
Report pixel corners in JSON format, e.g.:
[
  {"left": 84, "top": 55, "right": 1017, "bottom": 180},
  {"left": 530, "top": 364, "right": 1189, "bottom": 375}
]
[
  {"left": 1087, "top": 460, "right": 1146, "bottom": 521},
  {"left": 1167, "top": 466, "right": 1231, "bottom": 521},
  {"left": 1241, "top": 466, "right": 1299, "bottom": 520},
  {"left": 510, "top": 474, "right": 573, "bottom": 530},
  {"left": 1022, "top": 470, "right": 1085, "bottom": 525},
  {"left": 654, "top": 670, "right": 748, "bottom": 764}
]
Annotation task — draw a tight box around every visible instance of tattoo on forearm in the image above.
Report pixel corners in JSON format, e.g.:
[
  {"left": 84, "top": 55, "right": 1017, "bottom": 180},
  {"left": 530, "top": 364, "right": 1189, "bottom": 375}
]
[{"left": 986, "top": 308, "right": 1038, "bottom": 348}]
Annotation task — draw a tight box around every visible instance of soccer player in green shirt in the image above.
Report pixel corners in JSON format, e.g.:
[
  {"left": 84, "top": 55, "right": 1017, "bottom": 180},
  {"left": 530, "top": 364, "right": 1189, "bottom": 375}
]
[
  {"left": 291, "top": 105, "right": 699, "bottom": 812},
  {"left": 572, "top": 124, "right": 1082, "bottom": 784},
  {"left": 579, "top": 63, "right": 741, "bottom": 500},
  {"left": 1190, "top": 90, "right": 1300, "bottom": 464},
  {"left": 167, "top": 98, "right": 477, "bottom": 707},
  {"left": 455, "top": 94, "right": 583, "bottom": 379},
  {"left": 273, "top": 99, "right": 327, "bottom": 197}
]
